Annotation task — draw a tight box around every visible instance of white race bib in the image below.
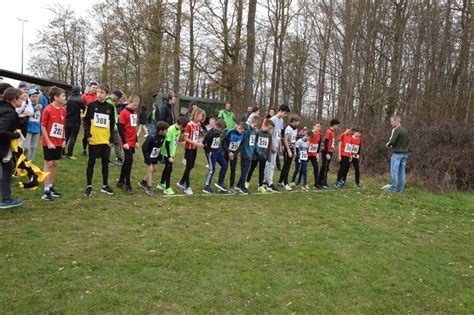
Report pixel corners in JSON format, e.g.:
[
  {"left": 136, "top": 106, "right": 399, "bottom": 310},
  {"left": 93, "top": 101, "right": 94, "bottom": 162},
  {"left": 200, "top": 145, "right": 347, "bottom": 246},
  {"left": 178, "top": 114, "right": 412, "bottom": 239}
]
[
  {"left": 351, "top": 144, "right": 359, "bottom": 154},
  {"left": 308, "top": 143, "right": 319, "bottom": 153},
  {"left": 258, "top": 137, "right": 269, "bottom": 149},
  {"left": 299, "top": 150, "right": 308, "bottom": 161},
  {"left": 130, "top": 114, "right": 138, "bottom": 127},
  {"left": 193, "top": 131, "right": 199, "bottom": 142},
  {"left": 249, "top": 135, "right": 256, "bottom": 146},
  {"left": 344, "top": 143, "right": 353, "bottom": 153},
  {"left": 277, "top": 129, "right": 281, "bottom": 139},
  {"left": 229, "top": 141, "right": 241, "bottom": 151},
  {"left": 30, "top": 111, "right": 40, "bottom": 123},
  {"left": 211, "top": 137, "right": 221, "bottom": 149},
  {"left": 290, "top": 133, "right": 297, "bottom": 143},
  {"left": 150, "top": 147, "right": 161, "bottom": 158},
  {"left": 49, "top": 123, "right": 64, "bottom": 139},
  {"left": 174, "top": 138, "right": 179, "bottom": 148},
  {"left": 94, "top": 113, "right": 109, "bottom": 128}
]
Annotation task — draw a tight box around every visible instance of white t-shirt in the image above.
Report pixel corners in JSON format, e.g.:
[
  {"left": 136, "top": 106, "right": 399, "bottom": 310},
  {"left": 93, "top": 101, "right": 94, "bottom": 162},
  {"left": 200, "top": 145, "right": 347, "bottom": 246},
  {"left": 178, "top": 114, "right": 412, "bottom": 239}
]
[
  {"left": 284, "top": 125, "right": 298, "bottom": 146},
  {"left": 270, "top": 115, "right": 283, "bottom": 149},
  {"left": 295, "top": 138, "right": 309, "bottom": 161}
]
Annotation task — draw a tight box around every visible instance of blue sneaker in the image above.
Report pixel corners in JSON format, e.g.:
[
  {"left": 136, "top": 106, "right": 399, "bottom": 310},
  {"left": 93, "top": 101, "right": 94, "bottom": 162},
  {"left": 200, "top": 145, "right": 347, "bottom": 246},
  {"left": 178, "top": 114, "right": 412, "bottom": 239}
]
[
  {"left": 335, "top": 181, "right": 344, "bottom": 189},
  {"left": 202, "top": 186, "right": 214, "bottom": 194},
  {"left": 0, "top": 198, "right": 23, "bottom": 209}
]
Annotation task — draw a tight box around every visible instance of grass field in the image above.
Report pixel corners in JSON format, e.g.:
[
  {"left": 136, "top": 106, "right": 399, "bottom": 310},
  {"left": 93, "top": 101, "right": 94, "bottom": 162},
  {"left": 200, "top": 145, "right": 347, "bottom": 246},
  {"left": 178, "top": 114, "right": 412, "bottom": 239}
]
[{"left": 1, "top": 136, "right": 473, "bottom": 313}]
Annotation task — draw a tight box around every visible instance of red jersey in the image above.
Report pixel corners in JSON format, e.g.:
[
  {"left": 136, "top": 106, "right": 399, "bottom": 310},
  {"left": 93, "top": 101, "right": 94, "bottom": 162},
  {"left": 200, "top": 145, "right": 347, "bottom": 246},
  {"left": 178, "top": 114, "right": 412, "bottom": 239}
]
[
  {"left": 184, "top": 121, "right": 201, "bottom": 150},
  {"left": 339, "top": 133, "right": 353, "bottom": 157},
  {"left": 322, "top": 128, "right": 336, "bottom": 153},
  {"left": 308, "top": 132, "right": 321, "bottom": 157},
  {"left": 118, "top": 108, "right": 138, "bottom": 147},
  {"left": 351, "top": 136, "right": 362, "bottom": 157},
  {"left": 41, "top": 104, "right": 66, "bottom": 147},
  {"left": 81, "top": 93, "right": 97, "bottom": 106}
]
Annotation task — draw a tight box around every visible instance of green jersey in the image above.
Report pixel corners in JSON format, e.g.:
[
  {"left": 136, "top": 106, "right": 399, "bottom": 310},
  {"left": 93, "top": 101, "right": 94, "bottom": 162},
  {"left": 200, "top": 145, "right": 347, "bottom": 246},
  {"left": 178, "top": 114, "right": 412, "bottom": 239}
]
[
  {"left": 161, "top": 124, "right": 181, "bottom": 157},
  {"left": 218, "top": 109, "right": 236, "bottom": 131}
]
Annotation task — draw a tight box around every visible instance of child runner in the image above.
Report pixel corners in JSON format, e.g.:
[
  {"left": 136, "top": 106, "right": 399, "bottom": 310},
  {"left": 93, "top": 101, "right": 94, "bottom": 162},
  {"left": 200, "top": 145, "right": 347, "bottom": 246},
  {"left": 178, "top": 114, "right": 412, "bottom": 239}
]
[
  {"left": 278, "top": 114, "right": 300, "bottom": 191},
  {"left": 138, "top": 121, "right": 169, "bottom": 195},
  {"left": 247, "top": 120, "right": 274, "bottom": 193},
  {"left": 348, "top": 127, "right": 363, "bottom": 187},
  {"left": 264, "top": 104, "right": 290, "bottom": 192},
  {"left": 83, "top": 84, "right": 116, "bottom": 197},
  {"left": 236, "top": 116, "right": 258, "bottom": 194},
  {"left": 294, "top": 131, "right": 313, "bottom": 191},
  {"left": 81, "top": 81, "right": 98, "bottom": 156},
  {"left": 202, "top": 119, "right": 227, "bottom": 194},
  {"left": 308, "top": 122, "right": 322, "bottom": 188},
  {"left": 335, "top": 127, "right": 354, "bottom": 189},
  {"left": 204, "top": 116, "right": 217, "bottom": 168},
  {"left": 221, "top": 122, "right": 246, "bottom": 193},
  {"left": 117, "top": 95, "right": 140, "bottom": 194},
  {"left": 41, "top": 86, "right": 66, "bottom": 201},
  {"left": 157, "top": 117, "right": 188, "bottom": 195},
  {"left": 318, "top": 118, "right": 340, "bottom": 188},
  {"left": 23, "top": 88, "right": 42, "bottom": 161},
  {"left": 178, "top": 108, "right": 206, "bottom": 195}
]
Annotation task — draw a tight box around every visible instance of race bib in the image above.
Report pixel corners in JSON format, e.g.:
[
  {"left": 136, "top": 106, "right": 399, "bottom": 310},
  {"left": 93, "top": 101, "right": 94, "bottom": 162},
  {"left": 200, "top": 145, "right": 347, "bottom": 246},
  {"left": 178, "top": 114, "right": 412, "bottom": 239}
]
[
  {"left": 308, "top": 143, "right": 319, "bottom": 153},
  {"left": 277, "top": 129, "right": 281, "bottom": 139},
  {"left": 351, "top": 144, "right": 359, "bottom": 154},
  {"left": 211, "top": 137, "right": 220, "bottom": 149},
  {"left": 150, "top": 147, "right": 161, "bottom": 158},
  {"left": 94, "top": 113, "right": 109, "bottom": 128},
  {"left": 344, "top": 143, "right": 353, "bottom": 153},
  {"left": 49, "top": 123, "right": 64, "bottom": 139},
  {"left": 249, "top": 135, "right": 256, "bottom": 146},
  {"left": 299, "top": 150, "right": 308, "bottom": 161},
  {"left": 331, "top": 138, "right": 336, "bottom": 148},
  {"left": 229, "top": 141, "right": 241, "bottom": 151},
  {"left": 130, "top": 114, "right": 138, "bottom": 127},
  {"left": 174, "top": 138, "right": 178, "bottom": 148},
  {"left": 258, "top": 137, "right": 269, "bottom": 149},
  {"left": 290, "top": 133, "right": 297, "bottom": 143},
  {"left": 193, "top": 131, "right": 199, "bottom": 142},
  {"left": 30, "top": 112, "right": 40, "bottom": 123}
]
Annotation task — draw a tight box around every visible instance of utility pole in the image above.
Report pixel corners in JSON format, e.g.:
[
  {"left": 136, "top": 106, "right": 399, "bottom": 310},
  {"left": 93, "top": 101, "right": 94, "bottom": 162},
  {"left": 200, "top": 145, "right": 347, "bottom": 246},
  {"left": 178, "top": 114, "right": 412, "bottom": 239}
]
[{"left": 17, "top": 18, "right": 28, "bottom": 74}]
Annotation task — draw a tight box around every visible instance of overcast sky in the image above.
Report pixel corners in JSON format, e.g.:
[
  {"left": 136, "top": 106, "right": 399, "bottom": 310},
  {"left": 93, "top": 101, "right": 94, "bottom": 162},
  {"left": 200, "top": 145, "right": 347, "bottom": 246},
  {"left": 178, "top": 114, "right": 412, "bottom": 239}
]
[{"left": 0, "top": 0, "right": 96, "bottom": 86}]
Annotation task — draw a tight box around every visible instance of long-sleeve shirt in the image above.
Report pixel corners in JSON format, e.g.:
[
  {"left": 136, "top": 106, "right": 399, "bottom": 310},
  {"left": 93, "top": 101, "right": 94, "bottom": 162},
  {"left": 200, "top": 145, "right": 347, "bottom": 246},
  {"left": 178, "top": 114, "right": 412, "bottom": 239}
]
[
  {"left": 387, "top": 126, "right": 409, "bottom": 153},
  {"left": 202, "top": 128, "right": 223, "bottom": 154},
  {"left": 83, "top": 100, "right": 115, "bottom": 145},
  {"left": 254, "top": 129, "right": 273, "bottom": 160},
  {"left": 221, "top": 128, "right": 244, "bottom": 155}
]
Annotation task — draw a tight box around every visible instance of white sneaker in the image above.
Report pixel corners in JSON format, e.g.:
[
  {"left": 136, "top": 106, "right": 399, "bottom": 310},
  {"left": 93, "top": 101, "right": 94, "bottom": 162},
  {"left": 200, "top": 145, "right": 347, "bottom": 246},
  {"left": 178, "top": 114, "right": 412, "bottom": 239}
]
[
  {"left": 177, "top": 182, "right": 187, "bottom": 190},
  {"left": 181, "top": 158, "right": 187, "bottom": 166},
  {"left": 284, "top": 184, "right": 293, "bottom": 191},
  {"left": 184, "top": 187, "right": 194, "bottom": 195}
]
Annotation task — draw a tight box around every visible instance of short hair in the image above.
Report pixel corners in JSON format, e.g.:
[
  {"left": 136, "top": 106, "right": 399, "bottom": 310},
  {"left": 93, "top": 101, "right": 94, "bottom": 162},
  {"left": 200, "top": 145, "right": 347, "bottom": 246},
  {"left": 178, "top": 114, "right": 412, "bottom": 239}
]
[
  {"left": 237, "top": 122, "right": 247, "bottom": 129},
  {"left": 289, "top": 114, "right": 300, "bottom": 123},
  {"left": 208, "top": 116, "right": 217, "bottom": 122},
  {"left": 112, "top": 90, "right": 123, "bottom": 99},
  {"left": 177, "top": 116, "right": 188, "bottom": 128},
  {"left": 216, "top": 119, "right": 227, "bottom": 130},
  {"left": 49, "top": 86, "right": 65, "bottom": 100},
  {"left": 353, "top": 126, "right": 362, "bottom": 133},
  {"left": 251, "top": 106, "right": 259, "bottom": 113},
  {"left": 128, "top": 95, "right": 140, "bottom": 103},
  {"left": 0, "top": 83, "right": 13, "bottom": 95},
  {"left": 264, "top": 119, "right": 275, "bottom": 128},
  {"left": 391, "top": 115, "right": 401, "bottom": 122},
  {"left": 225, "top": 101, "right": 233, "bottom": 107},
  {"left": 167, "top": 94, "right": 175, "bottom": 101},
  {"left": 98, "top": 84, "right": 110, "bottom": 93},
  {"left": 250, "top": 116, "right": 259, "bottom": 124},
  {"left": 278, "top": 104, "right": 290, "bottom": 112},
  {"left": 1, "top": 87, "right": 22, "bottom": 103},
  {"left": 89, "top": 81, "right": 98, "bottom": 87},
  {"left": 330, "top": 118, "right": 340, "bottom": 126},
  {"left": 306, "top": 130, "right": 314, "bottom": 138},
  {"left": 156, "top": 121, "right": 169, "bottom": 132}
]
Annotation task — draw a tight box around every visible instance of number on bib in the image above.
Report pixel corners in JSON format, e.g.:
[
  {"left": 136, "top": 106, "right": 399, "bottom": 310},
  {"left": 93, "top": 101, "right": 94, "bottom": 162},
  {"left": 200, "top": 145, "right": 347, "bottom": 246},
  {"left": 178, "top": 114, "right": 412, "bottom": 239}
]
[
  {"left": 174, "top": 138, "right": 179, "bottom": 148},
  {"left": 258, "top": 137, "right": 269, "bottom": 149},
  {"left": 249, "top": 135, "right": 256, "bottom": 146},
  {"left": 344, "top": 143, "right": 353, "bottom": 153},
  {"left": 94, "top": 113, "right": 109, "bottom": 128},
  {"left": 351, "top": 144, "right": 359, "bottom": 154},
  {"left": 229, "top": 141, "right": 240, "bottom": 151},
  {"left": 290, "top": 133, "right": 296, "bottom": 143},
  {"left": 299, "top": 150, "right": 308, "bottom": 161},
  {"left": 130, "top": 114, "right": 138, "bottom": 127},
  {"left": 308, "top": 143, "right": 319, "bottom": 153},
  {"left": 193, "top": 131, "right": 199, "bottom": 142},
  {"left": 30, "top": 112, "right": 40, "bottom": 123},
  {"left": 211, "top": 137, "right": 221, "bottom": 149},
  {"left": 49, "top": 123, "right": 64, "bottom": 139},
  {"left": 150, "top": 147, "right": 161, "bottom": 158}
]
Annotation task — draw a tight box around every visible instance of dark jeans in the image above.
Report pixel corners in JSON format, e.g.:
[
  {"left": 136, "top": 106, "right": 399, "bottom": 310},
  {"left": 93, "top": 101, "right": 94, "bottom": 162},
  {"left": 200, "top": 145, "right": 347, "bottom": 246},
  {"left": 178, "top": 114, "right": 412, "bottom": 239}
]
[
  {"left": 65, "top": 123, "right": 80, "bottom": 156},
  {"left": 291, "top": 157, "right": 301, "bottom": 183},
  {"left": 86, "top": 145, "right": 110, "bottom": 186},
  {"left": 279, "top": 150, "right": 294, "bottom": 185},
  {"left": 248, "top": 159, "right": 266, "bottom": 186},
  {"left": 160, "top": 158, "right": 173, "bottom": 189},
  {"left": 119, "top": 148, "right": 135, "bottom": 188},
  {"left": 226, "top": 154, "right": 238, "bottom": 188},
  {"left": 204, "top": 151, "right": 227, "bottom": 187},
  {"left": 337, "top": 156, "right": 351, "bottom": 182},
  {"left": 1, "top": 160, "right": 13, "bottom": 200},
  {"left": 237, "top": 156, "right": 252, "bottom": 189},
  {"left": 318, "top": 152, "right": 332, "bottom": 185},
  {"left": 180, "top": 149, "right": 197, "bottom": 188}
]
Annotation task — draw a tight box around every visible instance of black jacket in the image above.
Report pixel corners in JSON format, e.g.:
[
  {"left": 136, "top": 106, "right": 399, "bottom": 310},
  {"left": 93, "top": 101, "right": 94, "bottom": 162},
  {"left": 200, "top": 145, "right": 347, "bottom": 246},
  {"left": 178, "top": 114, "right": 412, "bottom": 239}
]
[
  {"left": 66, "top": 94, "right": 85, "bottom": 125},
  {"left": 158, "top": 101, "right": 175, "bottom": 125},
  {"left": 0, "top": 101, "right": 21, "bottom": 158}
]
